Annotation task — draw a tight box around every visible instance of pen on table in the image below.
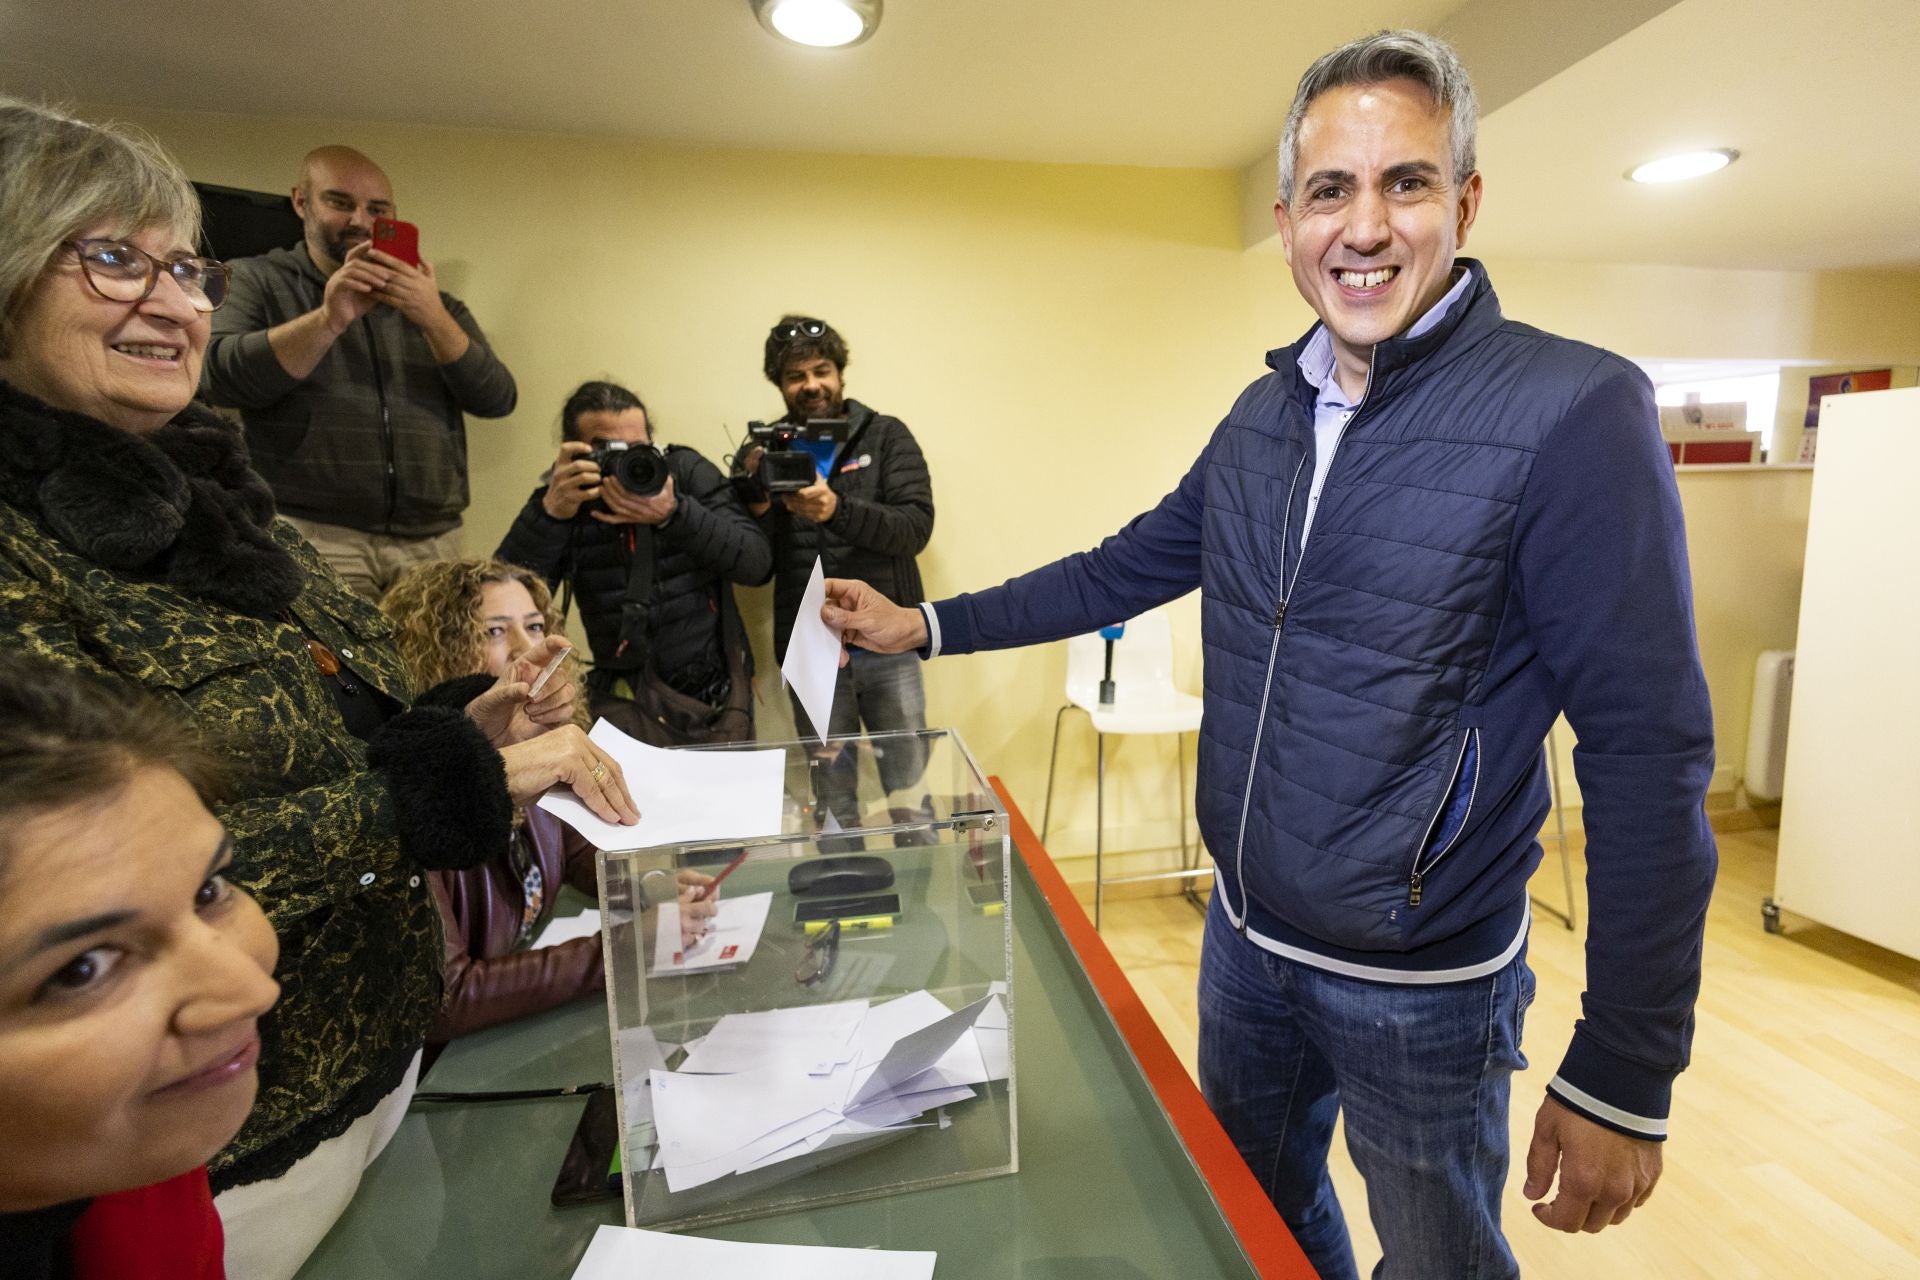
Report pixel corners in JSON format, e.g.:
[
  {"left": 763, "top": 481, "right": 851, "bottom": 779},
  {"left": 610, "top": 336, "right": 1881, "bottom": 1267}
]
[{"left": 693, "top": 848, "right": 750, "bottom": 903}]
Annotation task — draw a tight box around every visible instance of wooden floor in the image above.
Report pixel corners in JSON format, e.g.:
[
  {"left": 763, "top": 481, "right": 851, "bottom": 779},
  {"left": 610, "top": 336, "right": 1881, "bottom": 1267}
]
[{"left": 1085, "top": 827, "right": 1920, "bottom": 1278}]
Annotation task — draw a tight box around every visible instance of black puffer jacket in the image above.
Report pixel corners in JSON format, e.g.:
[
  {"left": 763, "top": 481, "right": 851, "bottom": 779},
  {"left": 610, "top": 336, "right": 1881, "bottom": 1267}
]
[
  {"left": 496, "top": 445, "right": 770, "bottom": 694},
  {"left": 761, "top": 400, "right": 933, "bottom": 661}
]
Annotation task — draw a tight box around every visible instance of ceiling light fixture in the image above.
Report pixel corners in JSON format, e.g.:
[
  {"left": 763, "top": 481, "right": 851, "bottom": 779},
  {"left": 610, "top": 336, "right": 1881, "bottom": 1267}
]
[
  {"left": 1626, "top": 148, "right": 1740, "bottom": 184},
  {"left": 751, "top": 0, "right": 882, "bottom": 48}
]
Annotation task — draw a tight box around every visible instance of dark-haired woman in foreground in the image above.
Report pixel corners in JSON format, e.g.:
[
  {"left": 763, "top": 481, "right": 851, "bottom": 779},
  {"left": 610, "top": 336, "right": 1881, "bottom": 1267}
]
[{"left": 0, "top": 653, "right": 279, "bottom": 1279}]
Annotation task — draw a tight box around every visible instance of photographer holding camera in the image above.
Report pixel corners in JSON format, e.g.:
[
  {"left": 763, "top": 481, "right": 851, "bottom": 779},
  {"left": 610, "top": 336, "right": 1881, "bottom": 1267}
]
[
  {"left": 736, "top": 316, "right": 935, "bottom": 829},
  {"left": 496, "top": 381, "right": 770, "bottom": 745}
]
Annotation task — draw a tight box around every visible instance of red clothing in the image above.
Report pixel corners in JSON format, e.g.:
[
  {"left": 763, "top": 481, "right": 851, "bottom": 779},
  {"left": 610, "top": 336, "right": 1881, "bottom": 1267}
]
[{"left": 70, "top": 1167, "right": 224, "bottom": 1279}]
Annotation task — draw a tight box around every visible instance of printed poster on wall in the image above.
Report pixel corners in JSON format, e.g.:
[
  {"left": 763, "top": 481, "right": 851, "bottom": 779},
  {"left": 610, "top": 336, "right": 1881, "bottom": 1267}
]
[{"left": 1799, "top": 369, "right": 1893, "bottom": 462}]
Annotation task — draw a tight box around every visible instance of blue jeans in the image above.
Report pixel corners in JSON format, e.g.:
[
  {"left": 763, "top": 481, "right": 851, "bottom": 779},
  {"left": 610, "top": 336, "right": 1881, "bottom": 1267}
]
[
  {"left": 1197, "top": 899, "right": 1532, "bottom": 1280},
  {"left": 788, "top": 648, "right": 930, "bottom": 839}
]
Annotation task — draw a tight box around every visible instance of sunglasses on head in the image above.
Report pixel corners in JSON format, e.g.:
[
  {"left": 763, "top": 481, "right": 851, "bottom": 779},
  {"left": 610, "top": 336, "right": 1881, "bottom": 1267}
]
[{"left": 771, "top": 318, "right": 827, "bottom": 342}]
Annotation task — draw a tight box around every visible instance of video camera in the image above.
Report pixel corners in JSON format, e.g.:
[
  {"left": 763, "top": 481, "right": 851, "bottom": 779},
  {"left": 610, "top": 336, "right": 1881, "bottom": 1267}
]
[
  {"left": 587, "top": 438, "right": 671, "bottom": 498},
  {"left": 733, "top": 417, "right": 849, "bottom": 503}
]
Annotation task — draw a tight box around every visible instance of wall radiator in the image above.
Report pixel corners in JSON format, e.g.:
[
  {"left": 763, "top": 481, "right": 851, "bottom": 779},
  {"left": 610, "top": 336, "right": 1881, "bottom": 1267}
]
[{"left": 1745, "top": 649, "right": 1795, "bottom": 802}]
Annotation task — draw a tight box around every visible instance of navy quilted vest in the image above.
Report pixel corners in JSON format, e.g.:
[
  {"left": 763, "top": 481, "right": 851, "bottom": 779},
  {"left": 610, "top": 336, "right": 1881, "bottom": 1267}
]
[{"left": 1196, "top": 265, "right": 1604, "bottom": 950}]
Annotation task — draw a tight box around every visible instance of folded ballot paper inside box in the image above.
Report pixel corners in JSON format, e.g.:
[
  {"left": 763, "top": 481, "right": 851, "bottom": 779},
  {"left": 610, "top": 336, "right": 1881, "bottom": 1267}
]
[{"left": 595, "top": 728, "right": 1015, "bottom": 1232}]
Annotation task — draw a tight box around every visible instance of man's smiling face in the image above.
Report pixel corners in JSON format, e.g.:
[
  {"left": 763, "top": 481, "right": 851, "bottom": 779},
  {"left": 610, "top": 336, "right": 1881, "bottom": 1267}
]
[{"left": 1277, "top": 76, "right": 1482, "bottom": 390}]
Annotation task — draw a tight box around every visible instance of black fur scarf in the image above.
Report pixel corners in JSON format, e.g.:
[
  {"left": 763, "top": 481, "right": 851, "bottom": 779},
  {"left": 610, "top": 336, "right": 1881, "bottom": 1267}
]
[{"left": 0, "top": 380, "right": 304, "bottom": 618}]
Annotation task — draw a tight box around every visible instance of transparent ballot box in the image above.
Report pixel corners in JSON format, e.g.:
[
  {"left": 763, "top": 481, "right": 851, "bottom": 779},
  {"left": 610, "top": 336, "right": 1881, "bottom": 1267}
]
[{"left": 596, "top": 728, "right": 1016, "bottom": 1231}]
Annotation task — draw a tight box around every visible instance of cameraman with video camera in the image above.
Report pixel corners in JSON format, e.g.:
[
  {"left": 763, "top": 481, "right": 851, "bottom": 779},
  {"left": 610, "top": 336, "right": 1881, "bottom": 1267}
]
[
  {"left": 496, "top": 381, "right": 770, "bottom": 744},
  {"left": 736, "top": 316, "right": 935, "bottom": 828}
]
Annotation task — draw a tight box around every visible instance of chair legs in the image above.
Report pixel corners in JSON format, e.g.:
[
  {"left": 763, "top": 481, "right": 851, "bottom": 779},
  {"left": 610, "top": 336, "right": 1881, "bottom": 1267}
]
[
  {"left": 1044, "top": 709, "right": 1210, "bottom": 931},
  {"left": 1095, "top": 732, "right": 1106, "bottom": 930},
  {"left": 1041, "top": 704, "right": 1078, "bottom": 843},
  {"left": 1177, "top": 732, "right": 1208, "bottom": 916}
]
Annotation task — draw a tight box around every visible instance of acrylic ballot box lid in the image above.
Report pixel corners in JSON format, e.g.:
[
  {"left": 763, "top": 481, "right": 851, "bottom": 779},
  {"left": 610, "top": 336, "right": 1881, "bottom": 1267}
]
[{"left": 595, "top": 728, "right": 1016, "bottom": 1231}]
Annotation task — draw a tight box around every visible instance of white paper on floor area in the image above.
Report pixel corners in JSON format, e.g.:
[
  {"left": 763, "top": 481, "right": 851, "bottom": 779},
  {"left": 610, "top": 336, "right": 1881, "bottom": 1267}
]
[
  {"left": 781, "top": 557, "right": 843, "bottom": 740},
  {"left": 536, "top": 720, "right": 785, "bottom": 850},
  {"left": 532, "top": 909, "right": 600, "bottom": 949},
  {"left": 571, "top": 1224, "right": 936, "bottom": 1279},
  {"left": 650, "top": 892, "right": 773, "bottom": 976}
]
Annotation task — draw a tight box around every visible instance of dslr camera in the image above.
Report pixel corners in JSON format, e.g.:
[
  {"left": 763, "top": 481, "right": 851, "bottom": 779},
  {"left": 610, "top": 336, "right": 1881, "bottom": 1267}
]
[
  {"left": 732, "top": 417, "right": 849, "bottom": 503},
  {"left": 587, "top": 438, "right": 671, "bottom": 498}
]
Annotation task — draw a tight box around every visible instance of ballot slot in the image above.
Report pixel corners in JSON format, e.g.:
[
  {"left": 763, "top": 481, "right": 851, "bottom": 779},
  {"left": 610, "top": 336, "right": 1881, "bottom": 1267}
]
[{"left": 596, "top": 728, "right": 1016, "bottom": 1233}]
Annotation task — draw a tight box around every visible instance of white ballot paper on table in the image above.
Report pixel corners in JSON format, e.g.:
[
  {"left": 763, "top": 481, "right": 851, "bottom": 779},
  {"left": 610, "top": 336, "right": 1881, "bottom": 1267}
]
[
  {"left": 651, "top": 892, "right": 773, "bottom": 975},
  {"left": 571, "top": 1223, "right": 936, "bottom": 1279},
  {"left": 782, "top": 557, "right": 843, "bottom": 740},
  {"left": 536, "top": 719, "right": 786, "bottom": 850},
  {"left": 532, "top": 909, "right": 600, "bottom": 950}
]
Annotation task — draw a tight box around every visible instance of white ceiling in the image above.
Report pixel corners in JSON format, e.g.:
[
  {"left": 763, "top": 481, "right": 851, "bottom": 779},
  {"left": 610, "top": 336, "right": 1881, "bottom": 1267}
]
[
  {"left": 1468, "top": 0, "right": 1920, "bottom": 271},
  {"left": 2, "top": 0, "right": 1915, "bottom": 271}
]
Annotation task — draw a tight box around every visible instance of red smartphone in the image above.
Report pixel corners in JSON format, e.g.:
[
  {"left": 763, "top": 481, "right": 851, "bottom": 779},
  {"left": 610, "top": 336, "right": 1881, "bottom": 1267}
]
[{"left": 370, "top": 217, "right": 420, "bottom": 267}]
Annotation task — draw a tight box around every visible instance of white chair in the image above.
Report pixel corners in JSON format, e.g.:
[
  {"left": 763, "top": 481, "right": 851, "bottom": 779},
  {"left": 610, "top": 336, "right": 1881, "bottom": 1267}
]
[{"left": 1040, "top": 609, "right": 1209, "bottom": 928}]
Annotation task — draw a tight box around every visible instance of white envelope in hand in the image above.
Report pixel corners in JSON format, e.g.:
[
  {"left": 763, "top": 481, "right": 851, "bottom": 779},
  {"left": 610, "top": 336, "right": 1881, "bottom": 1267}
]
[{"left": 782, "top": 557, "right": 843, "bottom": 740}]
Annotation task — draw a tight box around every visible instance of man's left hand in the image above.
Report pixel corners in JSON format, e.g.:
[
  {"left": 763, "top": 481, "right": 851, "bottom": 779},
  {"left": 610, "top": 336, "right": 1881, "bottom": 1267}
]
[
  {"left": 1524, "top": 1095, "right": 1662, "bottom": 1233},
  {"left": 592, "top": 475, "right": 678, "bottom": 526},
  {"left": 782, "top": 477, "right": 838, "bottom": 523}
]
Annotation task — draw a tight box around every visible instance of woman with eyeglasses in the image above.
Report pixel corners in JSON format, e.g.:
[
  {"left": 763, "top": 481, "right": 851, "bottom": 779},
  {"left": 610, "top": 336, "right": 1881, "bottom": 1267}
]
[
  {"left": 0, "top": 654, "right": 280, "bottom": 1280},
  {"left": 0, "top": 98, "right": 639, "bottom": 1279}
]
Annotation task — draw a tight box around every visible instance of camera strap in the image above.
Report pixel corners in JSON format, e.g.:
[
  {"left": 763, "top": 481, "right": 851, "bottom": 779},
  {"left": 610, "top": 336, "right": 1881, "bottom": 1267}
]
[{"left": 614, "top": 524, "right": 659, "bottom": 668}]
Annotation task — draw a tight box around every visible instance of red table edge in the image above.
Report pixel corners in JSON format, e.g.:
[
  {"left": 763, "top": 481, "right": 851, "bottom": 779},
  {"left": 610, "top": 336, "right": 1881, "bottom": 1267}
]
[{"left": 990, "top": 777, "right": 1319, "bottom": 1280}]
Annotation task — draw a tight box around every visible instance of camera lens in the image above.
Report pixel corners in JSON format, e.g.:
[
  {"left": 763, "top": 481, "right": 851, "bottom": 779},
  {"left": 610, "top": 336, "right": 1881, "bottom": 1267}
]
[{"left": 612, "top": 445, "right": 670, "bottom": 496}]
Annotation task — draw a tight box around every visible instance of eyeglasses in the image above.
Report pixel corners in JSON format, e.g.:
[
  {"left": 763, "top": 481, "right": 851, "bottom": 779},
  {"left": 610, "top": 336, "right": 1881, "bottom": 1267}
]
[
  {"left": 66, "top": 239, "right": 231, "bottom": 312},
  {"left": 771, "top": 318, "right": 827, "bottom": 342},
  {"left": 795, "top": 917, "right": 840, "bottom": 987}
]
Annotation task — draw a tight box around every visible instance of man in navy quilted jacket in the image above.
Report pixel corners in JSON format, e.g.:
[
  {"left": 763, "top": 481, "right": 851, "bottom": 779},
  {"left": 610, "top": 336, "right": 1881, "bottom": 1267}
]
[{"left": 821, "top": 29, "right": 1716, "bottom": 1280}]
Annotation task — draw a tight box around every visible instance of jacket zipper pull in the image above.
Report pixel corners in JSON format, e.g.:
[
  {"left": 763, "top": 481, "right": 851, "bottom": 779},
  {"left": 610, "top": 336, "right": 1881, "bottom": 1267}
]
[
  {"left": 1273, "top": 599, "right": 1288, "bottom": 630},
  {"left": 1408, "top": 869, "right": 1424, "bottom": 907}
]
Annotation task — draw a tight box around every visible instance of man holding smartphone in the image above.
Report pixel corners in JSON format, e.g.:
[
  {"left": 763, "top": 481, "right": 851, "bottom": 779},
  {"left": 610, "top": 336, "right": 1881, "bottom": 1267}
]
[{"left": 203, "top": 145, "right": 518, "bottom": 599}]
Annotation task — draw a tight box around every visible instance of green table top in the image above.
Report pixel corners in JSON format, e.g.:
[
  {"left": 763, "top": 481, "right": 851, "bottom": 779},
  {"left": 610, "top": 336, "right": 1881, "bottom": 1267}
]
[{"left": 297, "top": 855, "right": 1263, "bottom": 1278}]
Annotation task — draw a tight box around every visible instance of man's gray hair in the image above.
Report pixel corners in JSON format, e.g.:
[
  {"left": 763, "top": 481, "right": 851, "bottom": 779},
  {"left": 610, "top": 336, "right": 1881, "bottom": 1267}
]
[
  {"left": 1277, "top": 30, "right": 1478, "bottom": 206},
  {"left": 0, "top": 98, "right": 201, "bottom": 357}
]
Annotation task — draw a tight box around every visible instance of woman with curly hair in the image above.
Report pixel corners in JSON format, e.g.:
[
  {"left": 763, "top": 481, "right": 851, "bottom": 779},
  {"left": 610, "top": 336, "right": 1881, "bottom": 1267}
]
[{"left": 381, "top": 558, "right": 714, "bottom": 1044}]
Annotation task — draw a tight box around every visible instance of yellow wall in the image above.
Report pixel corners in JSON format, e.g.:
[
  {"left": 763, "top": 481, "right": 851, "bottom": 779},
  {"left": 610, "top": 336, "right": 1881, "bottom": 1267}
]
[
  {"left": 83, "top": 102, "right": 1920, "bottom": 850},
  {"left": 96, "top": 103, "right": 1263, "bottom": 847}
]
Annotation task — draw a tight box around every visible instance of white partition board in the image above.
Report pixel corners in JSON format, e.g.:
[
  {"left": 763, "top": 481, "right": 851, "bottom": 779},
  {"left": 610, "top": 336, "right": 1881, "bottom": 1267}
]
[{"left": 1773, "top": 386, "right": 1920, "bottom": 960}]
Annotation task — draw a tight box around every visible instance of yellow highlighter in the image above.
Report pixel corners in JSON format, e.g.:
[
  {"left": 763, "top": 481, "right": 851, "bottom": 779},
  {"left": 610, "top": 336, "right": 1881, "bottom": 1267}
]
[
  {"left": 794, "top": 892, "right": 901, "bottom": 935},
  {"left": 803, "top": 914, "right": 895, "bottom": 936}
]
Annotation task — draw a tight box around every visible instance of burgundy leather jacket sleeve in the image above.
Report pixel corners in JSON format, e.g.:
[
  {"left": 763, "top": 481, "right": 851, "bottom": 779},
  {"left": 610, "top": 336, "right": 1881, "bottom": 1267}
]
[{"left": 425, "top": 818, "right": 606, "bottom": 1044}]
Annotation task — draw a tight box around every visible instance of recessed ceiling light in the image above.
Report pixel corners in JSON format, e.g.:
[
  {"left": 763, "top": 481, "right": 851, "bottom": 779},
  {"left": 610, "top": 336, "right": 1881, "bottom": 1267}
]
[
  {"left": 751, "top": 0, "right": 882, "bottom": 48},
  {"left": 1626, "top": 148, "right": 1740, "bottom": 184}
]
